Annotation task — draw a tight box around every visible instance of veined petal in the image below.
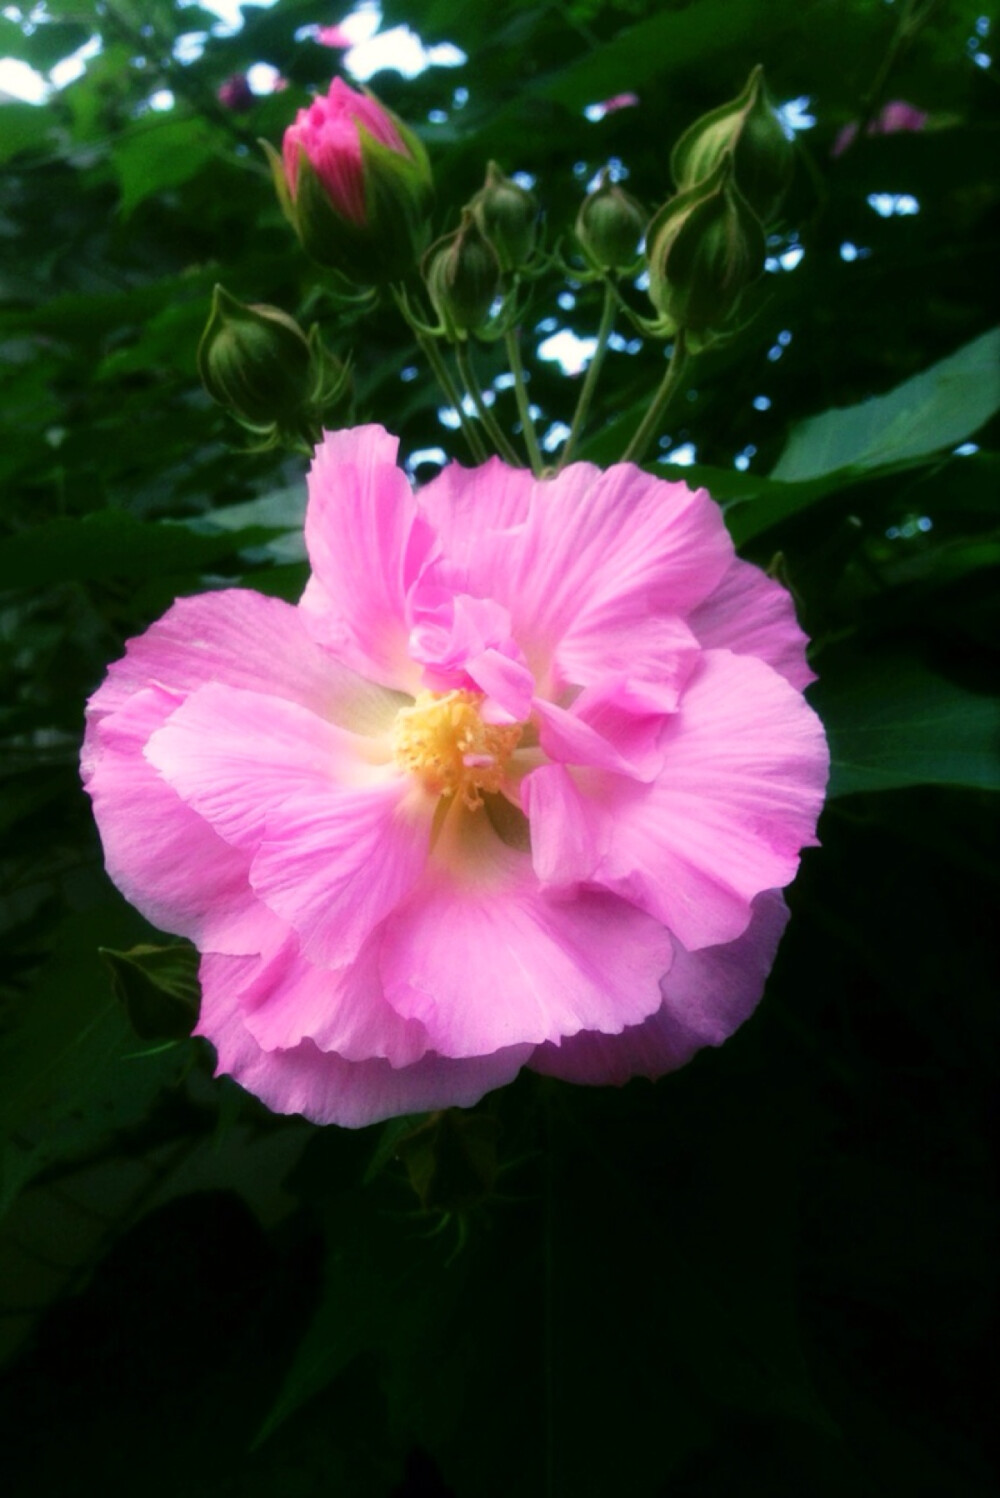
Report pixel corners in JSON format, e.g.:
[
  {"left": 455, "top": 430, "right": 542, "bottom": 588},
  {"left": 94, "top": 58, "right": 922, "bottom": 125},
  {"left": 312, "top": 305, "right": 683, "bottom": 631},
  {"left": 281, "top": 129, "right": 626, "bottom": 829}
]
[
  {"left": 199, "top": 952, "right": 532, "bottom": 1128},
  {"left": 530, "top": 891, "right": 789, "bottom": 1084},
  {"left": 532, "top": 697, "right": 640, "bottom": 776},
  {"left": 466, "top": 649, "right": 535, "bottom": 723},
  {"left": 416, "top": 457, "right": 732, "bottom": 686},
  {"left": 301, "top": 424, "right": 434, "bottom": 690},
  {"left": 408, "top": 589, "right": 535, "bottom": 718},
  {"left": 82, "top": 586, "right": 397, "bottom": 735},
  {"left": 554, "top": 613, "right": 700, "bottom": 702},
  {"left": 594, "top": 650, "right": 828, "bottom": 949},
  {"left": 521, "top": 762, "right": 605, "bottom": 886},
  {"left": 249, "top": 783, "right": 433, "bottom": 966},
  {"left": 688, "top": 556, "right": 815, "bottom": 689},
  {"left": 379, "top": 811, "right": 671, "bottom": 1056},
  {"left": 415, "top": 453, "right": 534, "bottom": 547},
  {"left": 145, "top": 681, "right": 385, "bottom": 852},
  {"left": 83, "top": 686, "right": 285, "bottom": 955},
  {"left": 235, "top": 934, "right": 429, "bottom": 1064}
]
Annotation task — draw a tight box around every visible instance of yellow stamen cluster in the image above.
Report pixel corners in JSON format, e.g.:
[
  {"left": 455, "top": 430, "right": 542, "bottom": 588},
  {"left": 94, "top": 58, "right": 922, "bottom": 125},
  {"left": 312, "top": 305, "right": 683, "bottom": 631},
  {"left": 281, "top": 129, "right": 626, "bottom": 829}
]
[{"left": 391, "top": 689, "right": 522, "bottom": 809}]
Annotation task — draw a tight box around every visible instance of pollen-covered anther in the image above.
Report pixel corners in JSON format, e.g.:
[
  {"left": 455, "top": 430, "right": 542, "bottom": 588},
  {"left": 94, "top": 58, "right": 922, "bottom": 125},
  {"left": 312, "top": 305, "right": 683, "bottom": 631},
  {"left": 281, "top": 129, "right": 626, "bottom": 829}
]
[{"left": 391, "top": 689, "right": 522, "bottom": 809}]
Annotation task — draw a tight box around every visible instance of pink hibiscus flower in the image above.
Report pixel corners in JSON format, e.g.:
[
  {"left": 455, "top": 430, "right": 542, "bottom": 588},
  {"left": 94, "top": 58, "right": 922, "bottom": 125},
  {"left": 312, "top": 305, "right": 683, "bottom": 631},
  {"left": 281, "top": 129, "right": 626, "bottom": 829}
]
[{"left": 82, "top": 427, "right": 828, "bottom": 1128}]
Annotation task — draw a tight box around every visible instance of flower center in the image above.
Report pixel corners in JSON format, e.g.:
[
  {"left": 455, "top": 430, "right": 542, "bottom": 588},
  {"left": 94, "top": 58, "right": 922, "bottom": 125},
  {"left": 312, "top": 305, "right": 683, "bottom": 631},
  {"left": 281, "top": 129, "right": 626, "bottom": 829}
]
[{"left": 391, "top": 689, "right": 522, "bottom": 809}]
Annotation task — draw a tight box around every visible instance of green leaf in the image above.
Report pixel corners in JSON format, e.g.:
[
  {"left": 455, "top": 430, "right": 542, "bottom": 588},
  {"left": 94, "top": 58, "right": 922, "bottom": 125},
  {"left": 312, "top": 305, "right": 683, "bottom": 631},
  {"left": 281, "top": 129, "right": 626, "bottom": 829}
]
[
  {"left": 254, "top": 1187, "right": 458, "bottom": 1446},
  {"left": 0, "top": 904, "right": 191, "bottom": 1179},
  {"left": 771, "top": 328, "right": 1000, "bottom": 483},
  {"left": 0, "top": 16, "right": 91, "bottom": 70},
  {"left": 188, "top": 484, "right": 308, "bottom": 563},
  {"left": 0, "top": 510, "right": 285, "bottom": 589},
  {"left": 0, "top": 101, "right": 58, "bottom": 164},
  {"left": 100, "top": 943, "right": 200, "bottom": 1041},
  {"left": 535, "top": 0, "right": 778, "bottom": 111},
  {"left": 112, "top": 114, "right": 221, "bottom": 219},
  {"left": 813, "top": 646, "right": 1000, "bottom": 797}
]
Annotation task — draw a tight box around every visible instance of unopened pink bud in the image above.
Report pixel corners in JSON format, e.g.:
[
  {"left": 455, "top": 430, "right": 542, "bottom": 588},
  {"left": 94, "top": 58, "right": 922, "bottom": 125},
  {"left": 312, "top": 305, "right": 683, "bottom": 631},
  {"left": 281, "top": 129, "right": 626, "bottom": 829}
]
[
  {"left": 282, "top": 77, "right": 406, "bottom": 226},
  {"left": 268, "top": 76, "right": 433, "bottom": 283}
]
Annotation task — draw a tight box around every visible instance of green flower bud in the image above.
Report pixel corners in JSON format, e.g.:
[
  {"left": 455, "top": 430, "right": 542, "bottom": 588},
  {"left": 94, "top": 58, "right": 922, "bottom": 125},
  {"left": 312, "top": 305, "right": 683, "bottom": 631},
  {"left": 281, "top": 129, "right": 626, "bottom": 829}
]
[
  {"left": 470, "top": 161, "right": 538, "bottom": 273},
  {"left": 645, "top": 156, "right": 765, "bottom": 333},
  {"left": 263, "top": 79, "right": 434, "bottom": 285},
  {"left": 198, "top": 285, "right": 312, "bottom": 428},
  {"left": 423, "top": 209, "right": 501, "bottom": 339},
  {"left": 576, "top": 170, "right": 647, "bottom": 271},
  {"left": 198, "top": 286, "right": 350, "bottom": 441},
  {"left": 671, "top": 65, "right": 794, "bottom": 226}
]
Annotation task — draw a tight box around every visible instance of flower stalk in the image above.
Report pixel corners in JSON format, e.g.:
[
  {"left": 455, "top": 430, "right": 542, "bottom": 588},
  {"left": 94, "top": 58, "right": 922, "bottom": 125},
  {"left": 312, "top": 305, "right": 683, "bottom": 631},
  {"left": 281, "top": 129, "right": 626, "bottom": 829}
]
[
  {"left": 454, "top": 341, "right": 523, "bottom": 466},
  {"left": 556, "top": 281, "right": 618, "bottom": 471},
  {"left": 391, "top": 286, "right": 489, "bottom": 463},
  {"left": 620, "top": 330, "right": 689, "bottom": 467},
  {"left": 503, "top": 313, "right": 544, "bottom": 476}
]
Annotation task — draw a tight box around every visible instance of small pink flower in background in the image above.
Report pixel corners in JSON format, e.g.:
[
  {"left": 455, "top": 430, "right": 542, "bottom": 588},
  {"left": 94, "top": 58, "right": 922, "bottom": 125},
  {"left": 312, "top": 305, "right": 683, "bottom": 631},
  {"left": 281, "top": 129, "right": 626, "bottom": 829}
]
[
  {"left": 82, "top": 427, "right": 828, "bottom": 1128},
  {"left": 217, "top": 74, "right": 255, "bottom": 113},
  {"left": 832, "top": 99, "right": 929, "bottom": 157},
  {"left": 585, "top": 92, "right": 640, "bottom": 122},
  {"left": 282, "top": 77, "right": 407, "bottom": 225},
  {"left": 315, "top": 23, "right": 352, "bottom": 48},
  {"left": 877, "top": 100, "right": 929, "bottom": 134}
]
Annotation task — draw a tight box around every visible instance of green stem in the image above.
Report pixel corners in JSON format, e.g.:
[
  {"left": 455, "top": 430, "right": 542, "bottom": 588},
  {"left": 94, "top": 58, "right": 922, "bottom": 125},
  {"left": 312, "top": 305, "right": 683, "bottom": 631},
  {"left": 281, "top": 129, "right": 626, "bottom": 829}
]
[
  {"left": 620, "top": 330, "right": 689, "bottom": 467},
  {"left": 503, "top": 324, "right": 544, "bottom": 476},
  {"left": 391, "top": 287, "right": 487, "bottom": 463},
  {"left": 423, "top": 335, "right": 489, "bottom": 463},
  {"left": 858, "top": 0, "right": 941, "bottom": 132},
  {"left": 454, "top": 341, "right": 524, "bottom": 466},
  {"left": 556, "top": 281, "right": 617, "bottom": 471}
]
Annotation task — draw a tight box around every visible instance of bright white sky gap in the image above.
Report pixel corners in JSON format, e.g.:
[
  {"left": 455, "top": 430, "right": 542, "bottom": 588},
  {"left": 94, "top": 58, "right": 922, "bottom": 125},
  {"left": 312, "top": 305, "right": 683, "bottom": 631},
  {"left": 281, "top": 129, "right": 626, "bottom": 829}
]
[{"left": 0, "top": 2, "right": 463, "bottom": 102}]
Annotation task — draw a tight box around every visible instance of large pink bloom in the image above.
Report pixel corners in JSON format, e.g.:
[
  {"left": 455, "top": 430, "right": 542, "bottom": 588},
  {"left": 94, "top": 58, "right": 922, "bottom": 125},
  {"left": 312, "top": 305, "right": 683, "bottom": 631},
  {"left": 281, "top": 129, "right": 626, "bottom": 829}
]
[{"left": 82, "top": 427, "right": 828, "bottom": 1127}]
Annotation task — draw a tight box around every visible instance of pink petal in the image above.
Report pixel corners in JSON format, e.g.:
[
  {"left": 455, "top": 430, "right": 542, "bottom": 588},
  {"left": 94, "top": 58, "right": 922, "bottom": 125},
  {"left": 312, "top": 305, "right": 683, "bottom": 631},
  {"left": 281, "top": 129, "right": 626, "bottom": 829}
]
[
  {"left": 687, "top": 557, "right": 815, "bottom": 689},
  {"left": 408, "top": 589, "right": 514, "bottom": 674},
  {"left": 81, "top": 590, "right": 397, "bottom": 959},
  {"left": 415, "top": 453, "right": 534, "bottom": 545},
  {"left": 532, "top": 697, "right": 642, "bottom": 776},
  {"left": 593, "top": 651, "right": 828, "bottom": 949},
  {"left": 465, "top": 649, "right": 535, "bottom": 722},
  {"left": 248, "top": 784, "right": 432, "bottom": 966},
  {"left": 555, "top": 613, "right": 701, "bottom": 698},
  {"left": 198, "top": 952, "right": 533, "bottom": 1128},
  {"left": 82, "top": 685, "right": 284, "bottom": 955},
  {"left": 520, "top": 762, "right": 605, "bottom": 886},
  {"left": 146, "top": 682, "right": 432, "bottom": 966},
  {"left": 530, "top": 891, "right": 789, "bottom": 1084},
  {"left": 145, "top": 681, "right": 384, "bottom": 852},
  {"left": 415, "top": 458, "right": 733, "bottom": 689},
  {"left": 379, "top": 813, "right": 671, "bottom": 1056},
  {"left": 408, "top": 589, "right": 535, "bottom": 717},
  {"left": 563, "top": 675, "right": 682, "bottom": 780},
  {"left": 300, "top": 425, "right": 434, "bottom": 690},
  {"left": 83, "top": 587, "right": 390, "bottom": 730},
  {"left": 234, "top": 934, "right": 429, "bottom": 1064}
]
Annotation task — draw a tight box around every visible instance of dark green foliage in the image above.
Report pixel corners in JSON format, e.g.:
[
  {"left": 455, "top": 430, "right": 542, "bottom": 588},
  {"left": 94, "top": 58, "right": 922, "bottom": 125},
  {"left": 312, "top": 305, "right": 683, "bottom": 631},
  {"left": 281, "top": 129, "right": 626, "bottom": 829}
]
[{"left": 0, "top": 0, "right": 996, "bottom": 1493}]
